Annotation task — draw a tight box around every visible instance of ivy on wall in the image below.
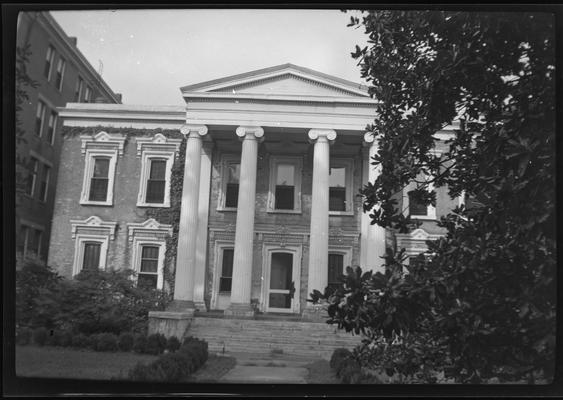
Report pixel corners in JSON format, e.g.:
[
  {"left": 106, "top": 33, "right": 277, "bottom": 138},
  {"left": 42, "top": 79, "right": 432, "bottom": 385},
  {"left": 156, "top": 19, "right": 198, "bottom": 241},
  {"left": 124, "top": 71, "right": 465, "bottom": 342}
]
[{"left": 62, "top": 125, "right": 186, "bottom": 296}]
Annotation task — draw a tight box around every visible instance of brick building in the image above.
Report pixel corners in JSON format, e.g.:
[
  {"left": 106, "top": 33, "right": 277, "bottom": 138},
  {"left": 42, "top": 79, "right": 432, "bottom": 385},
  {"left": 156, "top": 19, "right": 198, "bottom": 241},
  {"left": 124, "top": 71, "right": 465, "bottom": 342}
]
[
  {"left": 49, "top": 64, "right": 461, "bottom": 344},
  {"left": 16, "top": 11, "right": 121, "bottom": 266}
]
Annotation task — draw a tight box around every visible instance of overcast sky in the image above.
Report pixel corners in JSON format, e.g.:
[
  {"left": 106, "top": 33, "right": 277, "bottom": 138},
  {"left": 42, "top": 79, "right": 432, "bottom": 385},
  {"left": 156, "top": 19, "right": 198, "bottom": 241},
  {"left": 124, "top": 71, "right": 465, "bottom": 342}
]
[{"left": 51, "top": 9, "right": 369, "bottom": 105}]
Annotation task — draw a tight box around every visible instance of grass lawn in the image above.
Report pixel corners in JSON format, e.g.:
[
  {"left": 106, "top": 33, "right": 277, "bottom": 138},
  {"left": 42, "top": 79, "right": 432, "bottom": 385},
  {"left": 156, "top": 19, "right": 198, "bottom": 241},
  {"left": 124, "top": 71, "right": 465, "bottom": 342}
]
[{"left": 16, "top": 345, "right": 158, "bottom": 381}]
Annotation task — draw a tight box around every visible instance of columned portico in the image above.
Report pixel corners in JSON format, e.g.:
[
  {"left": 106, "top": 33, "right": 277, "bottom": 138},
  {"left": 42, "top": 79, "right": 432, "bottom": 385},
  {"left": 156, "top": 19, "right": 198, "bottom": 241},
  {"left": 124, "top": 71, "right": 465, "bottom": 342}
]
[
  {"left": 225, "top": 126, "right": 264, "bottom": 317},
  {"left": 361, "top": 132, "right": 387, "bottom": 273},
  {"left": 306, "top": 129, "right": 337, "bottom": 301},
  {"left": 170, "top": 124, "right": 208, "bottom": 311}
]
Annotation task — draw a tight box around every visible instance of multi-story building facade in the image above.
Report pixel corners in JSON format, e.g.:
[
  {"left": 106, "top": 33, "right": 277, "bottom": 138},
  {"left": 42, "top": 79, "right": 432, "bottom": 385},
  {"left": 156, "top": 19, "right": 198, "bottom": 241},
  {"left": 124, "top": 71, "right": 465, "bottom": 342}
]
[
  {"left": 16, "top": 11, "right": 121, "bottom": 265},
  {"left": 49, "top": 64, "right": 461, "bottom": 328}
]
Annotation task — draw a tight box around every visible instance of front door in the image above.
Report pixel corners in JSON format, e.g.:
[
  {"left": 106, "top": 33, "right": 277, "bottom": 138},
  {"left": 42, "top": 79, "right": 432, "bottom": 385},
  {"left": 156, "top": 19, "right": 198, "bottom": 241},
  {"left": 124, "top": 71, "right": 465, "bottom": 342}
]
[{"left": 266, "top": 251, "right": 297, "bottom": 313}]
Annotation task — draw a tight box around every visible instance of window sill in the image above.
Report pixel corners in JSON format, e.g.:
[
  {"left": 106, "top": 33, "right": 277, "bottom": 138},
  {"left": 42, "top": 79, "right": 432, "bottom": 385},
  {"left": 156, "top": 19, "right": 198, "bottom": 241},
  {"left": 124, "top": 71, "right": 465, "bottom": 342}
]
[
  {"left": 267, "top": 209, "right": 302, "bottom": 215},
  {"left": 411, "top": 215, "right": 437, "bottom": 221},
  {"left": 80, "top": 200, "right": 113, "bottom": 206},
  {"left": 137, "top": 202, "right": 170, "bottom": 208},
  {"left": 329, "top": 211, "right": 354, "bottom": 217},
  {"left": 217, "top": 207, "right": 237, "bottom": 213}
]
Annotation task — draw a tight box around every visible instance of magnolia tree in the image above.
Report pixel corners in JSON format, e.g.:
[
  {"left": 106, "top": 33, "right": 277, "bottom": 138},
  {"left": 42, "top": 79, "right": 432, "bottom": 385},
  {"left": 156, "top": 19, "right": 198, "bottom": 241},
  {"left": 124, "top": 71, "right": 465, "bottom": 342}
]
[{"left": 311, "top": 10, "right": 556, "bottom": 383}]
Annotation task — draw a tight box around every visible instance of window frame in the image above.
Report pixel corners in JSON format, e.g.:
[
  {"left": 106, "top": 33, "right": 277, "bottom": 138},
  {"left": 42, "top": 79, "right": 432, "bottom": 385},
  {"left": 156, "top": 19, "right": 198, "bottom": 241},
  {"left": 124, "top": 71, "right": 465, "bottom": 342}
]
[
  {"left": 80, "top": 149, "right": 118, "bottom": 206},
  {"left": 44, "top": 45, "right": 55, "bottom": 81},
  {"left": 35, "top": 100, "right": 46, "bottom": 137},
  {"left": 329, "top": 158, "right": 354, "bottom": 216},
  {"left": 38, "top": 163, "right": 51, "bottom": 203},
  {"left": 46, "top": 110, "right": 57, "bottom": 145},
  {"left": 19, "top": 223, "right": 44, "bottom": 260},
  {"left": 267, "top": 156, "right": 303, "bottom": 214},
  {"left": 55, "top": 57, "right": 66, "bottom": 91},
  {"left": 72, "top": 234, "right": 109, "bottom": 276},
  {"left": 74, "top": 76, "right": 84, "bottom": 102},
  {"left": 218, "top": 154, "right": 241, "bottom": 212},
  {"left": 137, "top": 152, "right": 174, "bottom": 208},
  {"left": 218, "top": 247, "right": 234, "bottom": 293},
  {"left": 402, "top": 179, "right": 437, "bottom": 220},
  {"left": 327, "top": 247, "right": 352, "bottom": 287},
  {"left": 84, "top": 86, "right": 92, "bottom": 103},
  {"left": 131, "top": 238, "right": 165, "bottom": 290},
  {"left": 26, "top": 157, "right": 39, "bottom": 197}
]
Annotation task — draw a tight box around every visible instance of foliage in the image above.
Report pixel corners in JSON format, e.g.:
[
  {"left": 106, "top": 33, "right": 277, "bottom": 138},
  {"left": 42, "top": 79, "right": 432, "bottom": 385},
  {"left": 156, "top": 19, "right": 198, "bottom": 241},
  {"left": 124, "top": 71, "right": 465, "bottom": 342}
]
[
  {"left": 118, "top": 332, "right": 135, "bottom": 352},
  {"left": 166, "top": 336, "right": 181, "bottom": 352},
  {"left": 127, "top": 337, "right": 209, "bottom": 382},
  {"left": 145, "top": 333, "right": 167, "bottom": 355},
  {"left": 93, "top": 333, "right": 119, "bottom": 352},
  {"left": 32, "top": 327, "right": 48, "bottom": 346},
  {"left": 71, "top": 333, "right": 91, "bottom": 349},
  {"left": 313, "top": 10, "right": 556, "bottom": 384},
  {"left": 133, "top": 334, "right": 148, "bottom": 354},
  {"left": 329, "top": 347, "right": 382, "bottom": 384},
  {"left": 16, "top": 327, "right": 32, "bottom": 346}
]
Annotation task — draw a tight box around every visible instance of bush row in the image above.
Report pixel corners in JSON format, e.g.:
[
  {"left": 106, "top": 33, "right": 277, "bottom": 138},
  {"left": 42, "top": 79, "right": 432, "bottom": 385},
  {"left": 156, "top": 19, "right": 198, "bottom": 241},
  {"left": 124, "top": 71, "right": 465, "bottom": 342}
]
[
  {"left": 127, "top": 337, "right": 209, "bottom": 382},
  {"left": 17, "top": 327, "right": 181, "bottom": 355},
  {"left": 330, "top": 348, "right": 381, "bottom": 384}
]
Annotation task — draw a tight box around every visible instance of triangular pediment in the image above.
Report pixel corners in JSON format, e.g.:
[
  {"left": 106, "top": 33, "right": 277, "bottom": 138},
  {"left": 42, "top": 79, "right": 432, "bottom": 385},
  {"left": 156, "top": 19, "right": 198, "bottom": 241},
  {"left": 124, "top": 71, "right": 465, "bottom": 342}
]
[{"left": 181, "top": 63, "right": 371, "bottom": 99}]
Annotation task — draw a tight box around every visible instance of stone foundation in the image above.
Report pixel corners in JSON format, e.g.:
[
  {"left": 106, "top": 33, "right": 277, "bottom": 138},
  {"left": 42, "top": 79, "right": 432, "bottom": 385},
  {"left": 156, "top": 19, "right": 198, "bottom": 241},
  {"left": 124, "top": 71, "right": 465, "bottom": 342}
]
[{"left": 148, "top": 311, "right": 194, "bottom": 338}]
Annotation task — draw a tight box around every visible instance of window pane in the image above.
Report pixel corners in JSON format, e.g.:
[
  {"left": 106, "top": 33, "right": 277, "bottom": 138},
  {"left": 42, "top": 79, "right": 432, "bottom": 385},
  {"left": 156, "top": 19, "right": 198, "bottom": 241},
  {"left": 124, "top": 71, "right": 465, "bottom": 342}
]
[
  {"left": 219, "top": 277, "right": 232, "bottom": 292},
  {"left": 27, "top": 158, "right": 38, "bottom": 196},
  {"left": 146, "top": 180, "right": 165, "bottom": 203},
  {"left": 270, "top": 253, "right": 292, "bottom": 290},
  {"left": 329, "top": 187, "right": 346, "bottom": 211},
  {"left": 269, "top": 293, "right": 291, "bottom": 309},
  {"left": 276, "top": 164, "right": 294, "bottom": 186},
  {"left": 329, "top": 167, "right": 346, "bottom": 187},
  {"left": 89, "top": 178, "right": 108, "bottom": 201},
  {"left": 83, "top": 242, "right": 101, "bottom": 270},
  {"left": 141, "top": 245, "right": 159, "bottom": 260},
  {"left": 149, "top": 159, "right": 167, "bottom": 180},
  {"left": 93, "top": 158, "right": 110, "bottom": 178},
  {"left": 409, "top": 192, "right": 428, "bottom": 216},
  {"left": 328, "top": 253, "right": 344, "bottom": 290},
  {"left": 140, "top": 246, "right": 159, "bottom": 273},
  {"left": 227, "top": 163, "right": 240, "bottom": 183},
  {"left": 219, "top": 248, "right": 234, "bottom": 292},
  {"left": 138, "top": 274, "right": 157, "bottom": 289},
  {"left": 275, "top": 185, "right": 294, "bottom": 210},
  {"left": 225, "top": 183, "right": 239, "bottom": 208}
]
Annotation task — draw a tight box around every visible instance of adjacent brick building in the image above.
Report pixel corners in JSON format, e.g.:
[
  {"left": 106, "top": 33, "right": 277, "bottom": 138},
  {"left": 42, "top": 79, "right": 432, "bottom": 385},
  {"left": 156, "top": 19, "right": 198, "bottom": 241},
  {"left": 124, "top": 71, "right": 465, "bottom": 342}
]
[
  {"left": 16, "top": 11, "right": 121, "bottom": 266},
  {"left": 49, "top": 64, "right": 462, "bottom": 323}
]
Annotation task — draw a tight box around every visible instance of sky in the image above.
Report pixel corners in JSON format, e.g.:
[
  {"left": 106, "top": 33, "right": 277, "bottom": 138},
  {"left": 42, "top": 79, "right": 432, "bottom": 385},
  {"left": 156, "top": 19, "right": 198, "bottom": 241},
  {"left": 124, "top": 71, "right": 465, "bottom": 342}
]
[{"left": 51, "top": 9, "right": 369, "bottom": 106}]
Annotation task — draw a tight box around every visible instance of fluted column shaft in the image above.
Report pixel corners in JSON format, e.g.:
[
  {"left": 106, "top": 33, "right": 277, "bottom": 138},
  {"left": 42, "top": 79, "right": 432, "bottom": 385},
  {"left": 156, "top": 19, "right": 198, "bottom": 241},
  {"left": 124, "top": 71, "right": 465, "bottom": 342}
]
[
  {"left": 172, "top": 125, "right": 208, "bottom": 308},
  {"left": 307, "top": 129, "right": 336, "bottom": 297},
  {"left": 362, "top": 132, "right": 386, "bottom": 273},
  {"left": 228, "top": 126, "right": 264, "bottom": 313}
]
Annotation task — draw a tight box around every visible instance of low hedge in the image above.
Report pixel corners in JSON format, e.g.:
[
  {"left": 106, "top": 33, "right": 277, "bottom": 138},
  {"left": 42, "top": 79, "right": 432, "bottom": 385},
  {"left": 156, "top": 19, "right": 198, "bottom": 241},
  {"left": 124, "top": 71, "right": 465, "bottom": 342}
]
[
  {"left": 128, "top": 337, "right": 208, "bottom": 382},
  {"left": 330, "top": 348, "right": 381, "bottom": 384}
]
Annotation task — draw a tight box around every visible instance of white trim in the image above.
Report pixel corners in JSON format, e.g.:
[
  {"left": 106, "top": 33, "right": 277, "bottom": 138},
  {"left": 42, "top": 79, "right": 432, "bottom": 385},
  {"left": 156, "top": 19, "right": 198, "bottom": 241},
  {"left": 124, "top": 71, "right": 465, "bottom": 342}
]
[
  {"left": 80, "top": 149, "right": 118, "bottom": 206},
  {"left": 35, "top": 100, "right": 46, "bottom": 137},
  {"left": 70, "top": 215, "right": 117, "bottom": 240},
  {"left": 136, "top": 135, "right": 181, "bottom": 208},
  {"left": 329, "top": 158, "right": 354, "bottom": 216},
  {"left": 72, "top": 234, "right": 109, "bottom": 276},
  {"left": 211, "top": 240, "right": 235, "bottom": 310},
  {"left": 127, "top": 218, "right": 173, "bottom": 241},
  {"left": 131, "top": 238, "right": 166, "bottom": 290},
  {"left": 55, "top": 56, "right": 66, "bottom": 91},
  {"left": 395, "top": 228, "right": 443, "bottom": 259},
  {"left": 261, "top": 244, "right": 302, "bottom": 314},
  {"left": 80, "top": 131, "right": 126, "bottom": 156},
  {"left": 267, "top": 156, "right": 303, "bottom": 214},
  {"left": 217, "top": 154, "right": 241, "bottom": 212},
  {"left": 44, "top": 44, "right": 55, "bottom": 81}
]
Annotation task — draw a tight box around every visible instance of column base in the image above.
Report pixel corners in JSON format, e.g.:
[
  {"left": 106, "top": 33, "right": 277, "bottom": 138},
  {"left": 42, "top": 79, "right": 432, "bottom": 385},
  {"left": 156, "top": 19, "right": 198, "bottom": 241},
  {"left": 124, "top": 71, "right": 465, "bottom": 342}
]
[
  {"left": 224, "top": 303, "right": 255, "bottom": 318},
  {"left": 167, "top": 299, "right": 197, "bottom": 313},
  {"left": 148, "top": 310, "right": 194, "bottom": 338},
  {"left": 301, "top": 304, "right": 329, "bottom": 322}
]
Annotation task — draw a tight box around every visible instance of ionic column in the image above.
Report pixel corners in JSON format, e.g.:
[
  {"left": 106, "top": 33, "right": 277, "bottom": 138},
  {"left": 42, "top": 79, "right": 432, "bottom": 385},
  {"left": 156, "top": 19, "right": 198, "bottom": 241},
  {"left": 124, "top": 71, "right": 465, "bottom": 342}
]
[
  {"left": 225, "top": 126, "right": 264, "bottom": 317},
  {"left": 171, "top": 124, "right": 208, "bottom": 311},
  {"left": 306, "top": 129, "right": 336, "bottom": 299},
  {"left": 361, "top": 132, "right": 386, "bottom": 274}
]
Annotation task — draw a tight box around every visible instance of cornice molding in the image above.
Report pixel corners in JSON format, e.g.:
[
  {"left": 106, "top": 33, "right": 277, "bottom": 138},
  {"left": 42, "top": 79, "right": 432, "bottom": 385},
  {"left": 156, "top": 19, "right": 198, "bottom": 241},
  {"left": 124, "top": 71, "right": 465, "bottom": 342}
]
[{"left": 70, "top": 216, "right": 117, "bottom": 240}]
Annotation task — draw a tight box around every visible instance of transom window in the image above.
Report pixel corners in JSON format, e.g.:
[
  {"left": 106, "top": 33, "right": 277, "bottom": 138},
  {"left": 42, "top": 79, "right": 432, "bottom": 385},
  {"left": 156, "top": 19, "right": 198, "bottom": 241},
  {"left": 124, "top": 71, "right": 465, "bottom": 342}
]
[
  {"left": 44, "top": 45, "right": 55, "bottom": 80},
  {"left": 219, "top": 248, "right": 234, "bottom": 292},
  {"left": 138, "top": 245, "right": 160, "bottom": 289},
  {"left": 89, "top": 157, "right": 110, "bottom": 202}
]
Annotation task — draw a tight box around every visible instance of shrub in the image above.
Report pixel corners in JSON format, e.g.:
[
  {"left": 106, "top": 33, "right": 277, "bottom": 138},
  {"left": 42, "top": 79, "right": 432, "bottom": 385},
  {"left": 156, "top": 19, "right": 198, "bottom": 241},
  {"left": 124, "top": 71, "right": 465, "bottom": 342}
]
[
  {"left": 330, "top": 348, "right": 363, "bottom": 384},
  {"left": 133, "top": 334, "right": 147, "bottom": 354},
  {"left": 330, "top": 348, "right": 354, "bottom": 371},
  {"left": 32, "top": 327, "right": 48, "bottom": 346},
  {"left": 16, "top": 327, "right": 32, "bottom": 345},
  {"left": 145, "top": 334, "right": 163, "bottom": 355},
  {"left": 58, "top": 330, "right": 73, "bottom": 347},
  {"left": 95, "top": 333, "right": 119, "bottom": 352},
  {"left": 127, "top": 337, "right": 209, "bottom": 382},
  {"left": 45, "top": 329, "right": 59, "bottom": 346},
  {"left": 71, "top": 333, "right": 91, "bottom": 349},
  {"left": 166, "top": 336, "right": 181, "bottom": 352},
  {"left": 118, "top": 332, "right": 135, "bottom": 352}
]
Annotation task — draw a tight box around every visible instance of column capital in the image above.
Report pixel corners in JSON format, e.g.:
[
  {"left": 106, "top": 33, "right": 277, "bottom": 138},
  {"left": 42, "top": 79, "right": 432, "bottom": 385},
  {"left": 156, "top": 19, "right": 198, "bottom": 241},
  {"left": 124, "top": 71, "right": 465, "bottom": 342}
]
[
  {"left": 180, "top": 124, "right": 208, "bottom": 138},
  {"left": 236, "top": 126, "right": 264, "bottom": 141},
  {"left": 308, "top": 129, "right": 336, "bottom": 144},
  {"left": 363, "top": 131, "right": 378, "bottom": 147}
]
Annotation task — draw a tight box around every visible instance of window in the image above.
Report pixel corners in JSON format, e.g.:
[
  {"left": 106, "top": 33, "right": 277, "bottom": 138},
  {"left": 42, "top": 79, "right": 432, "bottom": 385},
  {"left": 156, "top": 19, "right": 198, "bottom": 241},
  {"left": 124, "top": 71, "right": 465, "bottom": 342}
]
[
  {"left": 80, "top": 132, "right": 125, "bottom": 206},
  {"left": 219, "top": 248, "right": 234, "bottom": 292},
  {"left": 46, "top": 111, "right": 57, "bottom": 145},
  {"left": 89, "top": 157, "right": 110, "bottom": 201},
  {"left": 55, "top": 57, "right": 66, "bottom": 91},
  {"left": 329, "top": 159, "right": 354, "bottom": 214},
  {"left": 35, "top": 101, "right": 46, "bottom": 137},
  {"left": 26, "top": 157, "right": 38, "bottom": 196},
  {"left": 136, "top": 134, "right": 181, "bottom": 207},
  {"left": 268, "top": 157, "right": 302, "bottom": 213},
  {"left": 403, "top": 180, "right": 437, "bottom": 220},
  {"left": 74, "top": 77, "right": 84, "bottom": 102},
  {"left": 327, "top": 253, "right": 344, "bottom": 291},
  {"left": 19, "top": 224, "right": 43, "bottom": 259},
  {"left": 145, "top": 159, "right": 166, "bottom": 204},
  {"left": 84, "top": 86, "right": 92, "bottom": 103},
  {"left": 82, "top": 242, "right": 101, "bottom": 270},
  {"left": 44, "top": 45, "right": 55, "bottom": 80},
  {"left": 138, "top": 245, "right": 160, "bottom": 289},
  {"left": 408, "top": 192, "right": 429, "bottom": 216},
  {"left": 219, "top": 156, "right": 240, "bottom": 210},
  {"left": 39, "top": 164, "right": 50, "bottom": 202},
  {"left": 71, "top": 216, "right": 116, "bottom": 275}
]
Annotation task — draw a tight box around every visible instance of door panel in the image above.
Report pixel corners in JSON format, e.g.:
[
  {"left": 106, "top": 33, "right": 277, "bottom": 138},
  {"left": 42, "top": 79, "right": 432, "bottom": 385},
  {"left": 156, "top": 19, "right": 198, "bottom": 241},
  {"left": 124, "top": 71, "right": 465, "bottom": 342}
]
[{"left": 267, "top": 252, "right": 293, "bottom": 311}]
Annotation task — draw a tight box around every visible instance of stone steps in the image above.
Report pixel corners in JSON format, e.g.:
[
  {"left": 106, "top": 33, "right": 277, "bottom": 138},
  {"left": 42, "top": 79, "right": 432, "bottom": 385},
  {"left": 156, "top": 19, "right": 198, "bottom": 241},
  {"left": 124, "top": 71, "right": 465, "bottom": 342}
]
[{"left": 186, "top": 316, "right": 363, "bottom": 359}]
